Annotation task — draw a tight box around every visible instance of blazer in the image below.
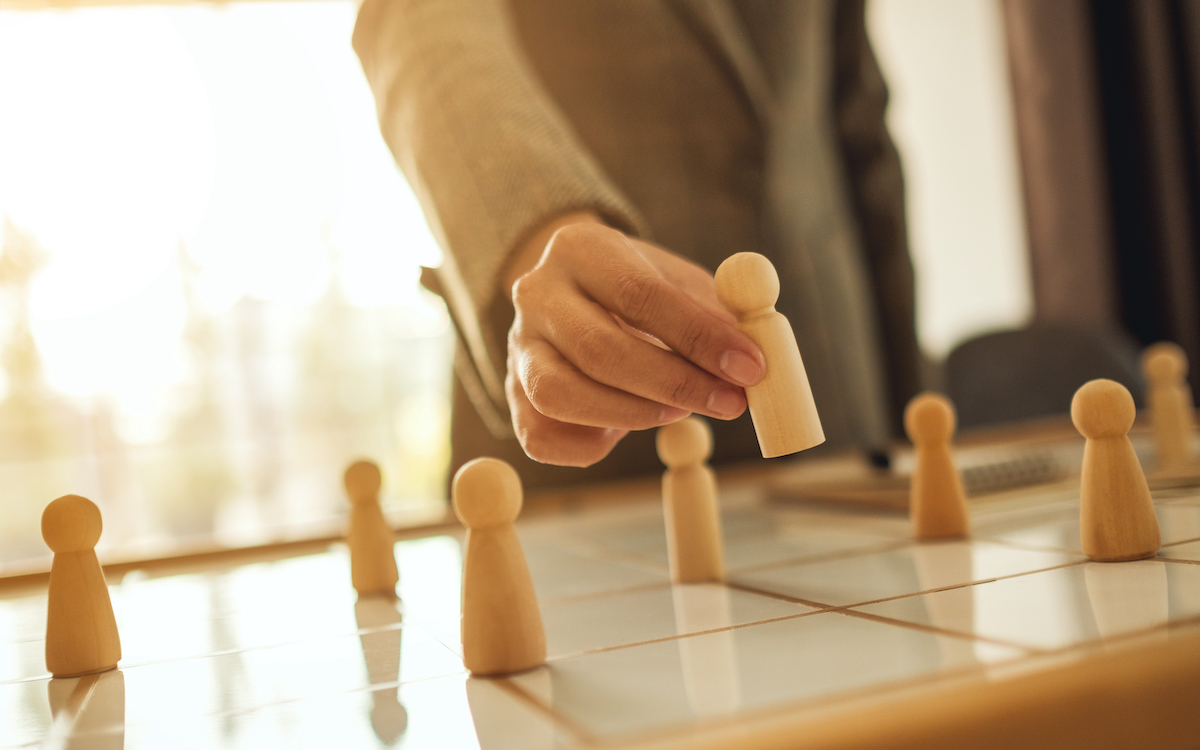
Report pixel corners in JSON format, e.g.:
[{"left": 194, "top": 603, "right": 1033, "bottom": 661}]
[{"left": 353, "top": 0, "right": 921, "bottom": 489}]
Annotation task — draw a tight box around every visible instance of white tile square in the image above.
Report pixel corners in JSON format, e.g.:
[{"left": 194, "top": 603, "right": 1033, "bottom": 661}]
[
  {"left": 116, "top": 672, "right": 568, "bottom": 750},
  {"left": 856, "top": 560, "right": 1200, "bottom": 650},
  {"left": 732, "top": 541, "right": 1079, "bottom": 607},
  {"left": 511, "top": 611, "right": 1020, "bottom": 740},
  {"left": 542, "top": 583, "right": 813, "bottom": 658},
  {"left": 1159, "top": 540, "right": 1200, "bottom": 562},
  {"left": 986, "top": 503, "right": 1200, "bottom": 553},
  {"left": 546, "top": 505, "right": 906, "bottom": 574}
]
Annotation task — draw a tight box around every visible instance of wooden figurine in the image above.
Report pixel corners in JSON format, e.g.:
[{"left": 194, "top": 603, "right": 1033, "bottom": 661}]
[
  {"left": 904, "top": 393, "right": 970, "bottom": 539},
  {"left": 714, "top": 252, "right": 824, "bottom": 458},
  {"left": 344, "top": 459, "right": 399, "bottom": 598},
  {"left": 42, "top": 495, "right": 121, "bottom": 678},
  {"left": 1071, "top": 379, "right": 1161, "bottom": 561},
  {"left": 657, "top": 416, "right": 725, "bottom": 583},
  {"left": 1141, "top": 342, "right": 1196, "bottom": 470},
  {"left": 453, "top": 457, "right": 545, "bottom": 676}
]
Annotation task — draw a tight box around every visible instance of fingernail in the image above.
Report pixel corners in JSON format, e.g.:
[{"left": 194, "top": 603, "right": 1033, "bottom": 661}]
[
  {"left": 720, "top": 350, "right": 764, "bottom": 386},
  {"left": 706, "top": 387, "right": 746, "bottom": 419},
  {"left": 660, "top": 406, "right": 690, "bottom": 423}
]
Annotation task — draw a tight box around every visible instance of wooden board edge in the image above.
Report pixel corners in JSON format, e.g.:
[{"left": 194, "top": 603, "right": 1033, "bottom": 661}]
[{"left": 622, "top": 626, "right": 1200, "bottom": 750}]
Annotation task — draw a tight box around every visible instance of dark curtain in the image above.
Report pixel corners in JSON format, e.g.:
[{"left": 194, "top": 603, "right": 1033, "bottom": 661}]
[{"left": 1003, "top": 0, "right": 1200, "bottom": 389}]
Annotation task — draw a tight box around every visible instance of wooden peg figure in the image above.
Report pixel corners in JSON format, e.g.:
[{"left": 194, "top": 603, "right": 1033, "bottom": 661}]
[
  {"left": 1072, "top": 379, "right": 1161, "bottom": 561},
  {"left": 1141, "top": 342, "right": 1196, "bottom": 470},
  {"left": 42, "top": 495, "right": 121, "bottom": 678},
  {"left": 714, "top": 252, "right": 824, "bottom": 458},
  {"left": 904, "top": 393, "right": 970, "bottom": 539},
  {"left": 657, "top": 417, "right": 725, "bottom": 583},
  {"left": 453, "top": 457, "right": 545, "bottom": 676},
  {"left": 344, "top": 459, "right": 400, "bottom": 598}
]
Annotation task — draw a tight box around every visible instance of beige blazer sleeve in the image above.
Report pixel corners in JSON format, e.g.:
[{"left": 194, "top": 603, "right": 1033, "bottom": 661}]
[{"left": 352, "top": 0, "right": 649, "bottom": 433}]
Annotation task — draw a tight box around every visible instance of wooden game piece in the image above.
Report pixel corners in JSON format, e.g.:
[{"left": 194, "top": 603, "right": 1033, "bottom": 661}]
[
  {"left": 904, "top": 393, "right": 970, "bottom": 539},
  {"left": 453, "top": 457, "right": 545, "bottom": 676},
  {"left": 1071, "top": 379, "right": 1161, "bottom": 561},
  {"left": 1141, "top": 342, "right": 1196, "bottom": 470},
  {"left": 42, "top": 495, "right": 121, "bottom": 678},
  {"left": 656, "top": 417, "right": 725, "bottom": 583},
  {"left": 714, "top": 252, "right": 825, "bottom": 458},
  {"left": 344, "top": 459, "right": 399, "bottom": 598}
]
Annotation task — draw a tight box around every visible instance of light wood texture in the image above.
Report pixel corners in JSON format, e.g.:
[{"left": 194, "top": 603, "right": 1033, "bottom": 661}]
[
  {"left": 904, "top": 393, "right": 970, "bottom": 539},
  {"left": 343, "top": 460, "right": 399, "bottom": 598},
  {"left": 714, "top": 252, "right": 824, "bottom": 458},
  {"left": 452, "top": 457, "right": 545, "bottom": 676},
  {"left": 1141, "top": 341, "right": 1196, "bottom": 469},
  {"left": 41, "top": 495, "right": 121, "bottom": 678},
  {"left": 656, "top": 417, "right": 725, "bottom": 583},
  {"left": 1071, "top": 379, "right": 1161, "bottom": 561}
]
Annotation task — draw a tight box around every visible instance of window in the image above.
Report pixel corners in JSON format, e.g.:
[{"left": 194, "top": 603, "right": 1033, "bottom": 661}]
[{"left": 0, "top": 0, "right": 452, "bottom": 571}]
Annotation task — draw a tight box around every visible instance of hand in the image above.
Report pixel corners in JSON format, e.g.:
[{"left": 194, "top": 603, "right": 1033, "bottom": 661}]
[{"left": 504, "top": 215, "right": 765, "bottom": 467}]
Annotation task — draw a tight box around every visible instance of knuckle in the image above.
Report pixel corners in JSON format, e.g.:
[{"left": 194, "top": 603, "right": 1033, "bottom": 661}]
[
  {"left": 612, "top": 272, "right": 664, "bottom": 322},
  {"left": 662, "top": 369, "right": 706, "bottom": 407},
  {"left": 519, "top": 430, "right": 600, "bottom": 468},
  {"left": 519, "top": 430, "right": 565, "bottom": 465},
  {"left": 510, "top": 273, "right": 543, "bottom": 309},
  {"left": 522, "top": 364, "right": 568, "bottom": 418},
  {"left": 551, "top": 221, "right": 604, "bottom": 251},
  {"left": 506, "top": 324, "right": 532, "bottom": 364},
  {"left": 673, "top": 316, "right": 712, "bottom": 356},
  {"left": 518, "top": 429, "right": 555, "bottom": 463},
  {"left": 572, "top": 326, "right": 619, "bottom": 374}
]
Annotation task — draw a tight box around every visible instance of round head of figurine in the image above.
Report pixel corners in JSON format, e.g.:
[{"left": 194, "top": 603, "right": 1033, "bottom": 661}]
[
  {"left": 714, "top": 252, "right": 780, "bottom": 316},
  {"left": 1071, "top": 378, "right": 1136, "bottom": 438},
  {"left": 41, "top": 495, "right": 102, "bottom": 553},
  {"left": 656, "top": 416, "right": 712, "bottom": 468},
  {"left": 904, "top": 392, "right": 956, "bottom": 445},
  {"left": 452, "top": 457, "right": 523, "bottom": 529},
  {"left": 1141, "top": 341, "right": 1188, "bottom": 384},
  {"left": 344, "top": 459, "right": 382, "bottom": 505}
]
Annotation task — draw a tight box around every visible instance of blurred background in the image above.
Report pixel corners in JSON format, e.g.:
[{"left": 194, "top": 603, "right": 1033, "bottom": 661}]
[
  {"left": 1, "top": 0, "right": 1196, "bottom": 569},
  {"left": 0, "top": 1, "right": 454, "bottom": 567}
]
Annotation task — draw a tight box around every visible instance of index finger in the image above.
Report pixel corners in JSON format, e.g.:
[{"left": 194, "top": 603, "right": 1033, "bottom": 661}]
[{"left": 570, "top": 231, "right": 765, "bottom": 388}]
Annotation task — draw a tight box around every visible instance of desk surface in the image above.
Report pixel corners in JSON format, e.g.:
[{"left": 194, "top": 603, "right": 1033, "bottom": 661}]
[{"left": 4, "top": 434, "right": 1200, "bottom": 749}]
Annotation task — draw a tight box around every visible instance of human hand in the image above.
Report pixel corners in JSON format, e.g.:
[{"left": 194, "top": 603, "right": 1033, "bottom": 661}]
[{"left": 504, "top": 216, "right": 765, "bottom": 467}]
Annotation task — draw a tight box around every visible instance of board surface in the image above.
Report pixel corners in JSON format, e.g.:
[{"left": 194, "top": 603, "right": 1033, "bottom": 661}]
[{"left": 4, "top": 457, "right": 1200, "bottom": 749}]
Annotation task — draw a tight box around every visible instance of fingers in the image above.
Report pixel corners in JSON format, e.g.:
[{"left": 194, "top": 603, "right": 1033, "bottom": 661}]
[
  {"left": 514, "top": 338, "right": 690, "bottom": 429},
  {"left": 505, "top": 349, "right": 633, "bottom": 467},
  {"left": 630, "top": 241, "right": 738, "bottom": 326},
  {"left": 541, "top": 299, "right": 749, "bottom": 419},
  {"left": 514, "top": 267, "right": 750, "bottom": 422},
  {"left": 505, "top": 221, "right": 765, "bottom": 467},
  {"left": 554, "top": 225, "right": 765, "bottom": 388}
]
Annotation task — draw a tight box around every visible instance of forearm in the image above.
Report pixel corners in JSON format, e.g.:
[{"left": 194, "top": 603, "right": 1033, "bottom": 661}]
[{"left": 353, "top": 0, "right": 644, "bottom": 316}]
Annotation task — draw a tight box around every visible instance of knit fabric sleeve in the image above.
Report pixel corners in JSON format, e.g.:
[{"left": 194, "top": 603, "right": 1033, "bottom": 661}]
[{"left": 353, "top": 0, "right": 649, "bottom": 432}]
